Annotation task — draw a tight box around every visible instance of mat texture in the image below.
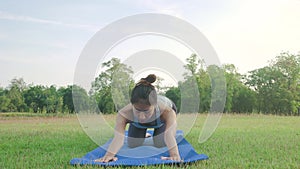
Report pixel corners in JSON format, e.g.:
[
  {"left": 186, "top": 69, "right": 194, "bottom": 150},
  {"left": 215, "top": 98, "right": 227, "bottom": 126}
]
[{"left": 70, "top": 130, "right": 208, "bottom": 166}]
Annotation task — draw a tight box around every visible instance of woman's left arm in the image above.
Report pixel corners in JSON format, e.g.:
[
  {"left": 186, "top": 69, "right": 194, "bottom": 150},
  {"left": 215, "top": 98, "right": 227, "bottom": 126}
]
[{"left": 162, "top": 109, "right": 181, "bottom": 161}]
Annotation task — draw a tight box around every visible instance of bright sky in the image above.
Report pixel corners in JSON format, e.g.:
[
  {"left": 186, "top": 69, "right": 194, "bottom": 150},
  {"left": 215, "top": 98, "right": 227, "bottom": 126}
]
[{"left": 1, "top": 0, "right": 300, "bottom": 88}]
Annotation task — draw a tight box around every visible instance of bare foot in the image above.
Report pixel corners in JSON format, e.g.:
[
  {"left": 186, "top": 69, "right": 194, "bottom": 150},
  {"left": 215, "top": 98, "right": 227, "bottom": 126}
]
[{"left": 145, "top": 132, "right": 152, "bottom": 138}]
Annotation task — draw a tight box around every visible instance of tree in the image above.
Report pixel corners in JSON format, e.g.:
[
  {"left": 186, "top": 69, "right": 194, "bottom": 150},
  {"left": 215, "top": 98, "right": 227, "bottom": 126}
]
[
  {"left": 178, "top": 77, "right": 200, "bottom": 113},
  {"left": 184, "top": 53, "right": 201, "bottom": 76},
  {"left": 222, "top": 64, "right": 256, "bottom": 113},
  {"left": 197, "top": 67, "right": 211, "bottom": 112},
  {"left": 24, "top": 85, "right": 46, "bottom": 113},
  {"left": 181, "top": 54, "right": 226, "bottom": 113},
  {"left": 6, "top": 78, "right": 27, "bottom": 112},
  {"left": 272, "top": 52, "right": 300, "bottom": 115},
  {"left": 231, "top": 82, "right": 257, "bottom": 113},
  {"left": 206, "top": 65, "right": 226, "bottom": 113},
  {"left": 246, "top": 52, "right": 300, "bottom": 115},
  {"left": 165, "top": 87, "right": 181, "bottom": 111},
  {"left": 44, "top": 85, "right": 61, "bottom": 113},
  {"left": 180, "top": 54, "right": 202, "bottom": 113},
  {"left": 71, "top": 85, "right": 90, "bottom": 113},
  {"left": 0, "top": 87, "right": 10, "bottom": 112},
  {"left": 8, "top": 78, "right": 28, "bottom": 92},
  {"left": 61, "top": 85, "right": 75, "bottom": 113},
  {"left": 57, "top": 87, "right": 67, "bottom": 113},
  {"left": 154, "top": 76, "right": 165, "bottom": 94},
  {"left": 90, "top": 58, "right": 134, "bottom": 114}
]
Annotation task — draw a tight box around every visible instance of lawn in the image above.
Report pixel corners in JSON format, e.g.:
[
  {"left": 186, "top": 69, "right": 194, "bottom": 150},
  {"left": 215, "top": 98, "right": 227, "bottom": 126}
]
[{"left": 0, "top": 113, "right": 299, "bottom": 169}]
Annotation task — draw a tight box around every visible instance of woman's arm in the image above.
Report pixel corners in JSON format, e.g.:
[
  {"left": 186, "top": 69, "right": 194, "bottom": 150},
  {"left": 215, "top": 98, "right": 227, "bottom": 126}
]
[
  {"left": 94, "top": 112, "right": 127, "bottom": 162},
  {"left": 162, "top": 109, "right": 181, "bottom": 161}
]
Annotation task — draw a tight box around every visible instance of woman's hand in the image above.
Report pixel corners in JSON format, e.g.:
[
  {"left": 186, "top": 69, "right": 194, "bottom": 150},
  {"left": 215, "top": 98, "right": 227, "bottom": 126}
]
[
  {"left": 94, "top": 112, "right": 127, "bottom": 163},
  {"left": 161, "top": 156, "right": 182, "bottom": 162},
  {"left": 94, "top": 156, "right": 118, "bottom": 163}
]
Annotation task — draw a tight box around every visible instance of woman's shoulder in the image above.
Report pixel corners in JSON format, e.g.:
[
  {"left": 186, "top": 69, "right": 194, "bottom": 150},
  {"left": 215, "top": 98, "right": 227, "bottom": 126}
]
[
  {"left": 157, "top": 95, "right": 173, "bottom": 107},
  {"left": 157, "top": 96, "right": 175, "bottom": 117},
  {"left": 118, "top": 104, "right": 134, "bottom": 123}
]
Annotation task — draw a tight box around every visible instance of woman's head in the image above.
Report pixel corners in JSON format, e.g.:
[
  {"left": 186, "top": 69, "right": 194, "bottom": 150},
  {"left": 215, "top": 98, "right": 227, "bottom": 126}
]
[
  {"left": 130, "top": 74, "right": 157, "bottom": 106},
  {"left": 130, "top": 74, "right": 157, "bottom": 123}
]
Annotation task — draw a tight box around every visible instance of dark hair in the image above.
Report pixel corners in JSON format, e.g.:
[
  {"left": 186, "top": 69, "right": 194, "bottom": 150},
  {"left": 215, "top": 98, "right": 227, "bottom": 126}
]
[{"left": 130, "top": 74, "right": 157, "bottom": 105}]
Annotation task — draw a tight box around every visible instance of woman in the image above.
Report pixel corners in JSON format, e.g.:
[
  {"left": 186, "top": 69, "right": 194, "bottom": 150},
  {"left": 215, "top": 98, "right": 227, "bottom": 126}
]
[{"left": 95, "top": 74, "right": 180, "bottom": 162}]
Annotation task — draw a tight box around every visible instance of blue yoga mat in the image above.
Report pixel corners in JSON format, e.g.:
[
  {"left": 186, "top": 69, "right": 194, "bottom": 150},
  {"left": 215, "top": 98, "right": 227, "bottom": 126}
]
[{"left": 70, "top": 130, "right": 208, "bottom": 166}]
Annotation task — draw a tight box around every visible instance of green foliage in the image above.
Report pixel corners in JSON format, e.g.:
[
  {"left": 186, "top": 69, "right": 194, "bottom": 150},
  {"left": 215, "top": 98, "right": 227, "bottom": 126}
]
[
  {"left": 165, "top": 87, "right": 181, "bottom": 111},
  {"left": 0, "top": 52, "right": 299, "bottom": 115},
  {"left": 231, "top": 84, "right": 257, "bottom": 113},
  {"left": 246, "top": 52, "right": 300, "bottom": 115},
  {"left": 90, "top": 58, "right": 134, "bottom": 114},
  {"left": 164, "top": 52, "right": 299, "bottom": 115},
  {"left": 24, "top": 85, "right": 46, "bottom": 113},
  {"left": 59, "top": 86, "right": 74, "bottom": 113},
  {"left": 222, "top": 64, "right": 257, "bottom": 113},
  {"left": 6, "top": 87, "right": 26, "bottom": 112},
  {"left": 56, "top": 85, "right": 90, "bottom": 114},
  {"left": 44, "top": 85, "right": 61, "bottom": 113},
  {"left": 0, "top": 83, "right": 86, "bottom": 114},
  {"left": 207, "top": 65, "right": 227, "bottom": 112},
  {"left": 197, "top": 67, "right": 211, "bottom": 112},
  {"left": 0, "top": 88, "right": 10, "bottom": 112}
]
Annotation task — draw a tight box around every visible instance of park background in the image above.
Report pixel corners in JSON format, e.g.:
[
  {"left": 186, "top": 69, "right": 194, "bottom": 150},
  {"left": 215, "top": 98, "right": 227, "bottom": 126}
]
[
  {"left": 0, "top": 53, "right": 299, "bottom": 115},
  {"left": 1, "top": 0, "right": 300, "bottom": 168},
  {"left": 1, "top": 53, "right": 299, "bottom": 169}
]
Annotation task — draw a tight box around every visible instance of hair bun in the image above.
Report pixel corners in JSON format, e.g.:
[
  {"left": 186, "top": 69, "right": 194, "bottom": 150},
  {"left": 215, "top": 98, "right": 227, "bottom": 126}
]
[{"left": 145, "top": 74, "right": 156, "bottom": 83}]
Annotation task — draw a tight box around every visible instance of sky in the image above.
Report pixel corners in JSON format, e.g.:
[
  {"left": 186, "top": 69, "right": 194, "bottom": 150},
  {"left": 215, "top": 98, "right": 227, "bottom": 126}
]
[{"left": 1, "top": 0, "right": 300, "bottom": 88}]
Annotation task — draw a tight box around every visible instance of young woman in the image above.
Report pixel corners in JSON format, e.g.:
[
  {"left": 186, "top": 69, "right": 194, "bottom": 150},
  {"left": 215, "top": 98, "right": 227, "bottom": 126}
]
[{"left": 95, "top": 74, "right": 181, "bottom": 163}]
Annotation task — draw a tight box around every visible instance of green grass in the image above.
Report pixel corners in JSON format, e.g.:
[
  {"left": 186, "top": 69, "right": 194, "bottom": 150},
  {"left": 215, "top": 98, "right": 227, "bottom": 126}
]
[
  {"left": 0, "top": 114, "right": 299, "bottom": 169},
  {"left": 0, "top": 112, "right": 73, "bottom": 118}
]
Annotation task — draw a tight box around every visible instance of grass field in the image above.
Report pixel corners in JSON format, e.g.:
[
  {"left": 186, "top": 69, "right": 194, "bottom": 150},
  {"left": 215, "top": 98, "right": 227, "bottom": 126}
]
[{"left": 0, "top": 113, "right": 299, "bottom": 169}]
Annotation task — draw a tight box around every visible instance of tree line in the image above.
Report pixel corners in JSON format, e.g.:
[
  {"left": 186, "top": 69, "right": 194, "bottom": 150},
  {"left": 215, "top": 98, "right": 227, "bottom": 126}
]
[
  {"left": 0, "top": 52, "right": 299, "bottom": 115},
  {"left": 0, "top": 81, "right": 80, "bottom": 113}
]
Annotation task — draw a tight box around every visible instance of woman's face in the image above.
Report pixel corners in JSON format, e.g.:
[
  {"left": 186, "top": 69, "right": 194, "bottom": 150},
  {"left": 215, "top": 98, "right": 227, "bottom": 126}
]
[{"left": 132, "top": 102, "right": 155, "bottom": 123}]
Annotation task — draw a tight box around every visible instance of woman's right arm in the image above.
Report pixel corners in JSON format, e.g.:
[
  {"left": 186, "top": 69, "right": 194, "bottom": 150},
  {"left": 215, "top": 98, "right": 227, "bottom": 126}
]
[{"left": 94, "top": 112, "right": 128, "bottom": 162}]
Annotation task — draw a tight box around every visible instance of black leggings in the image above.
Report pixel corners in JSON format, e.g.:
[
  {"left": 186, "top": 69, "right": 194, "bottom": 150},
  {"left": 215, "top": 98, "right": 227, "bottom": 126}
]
[
  {"left": 127, "top": 103, "right": 177, "bottom": 148},
  {"left": 127, "top": 123, "right": 166, "bottom": 148}
]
